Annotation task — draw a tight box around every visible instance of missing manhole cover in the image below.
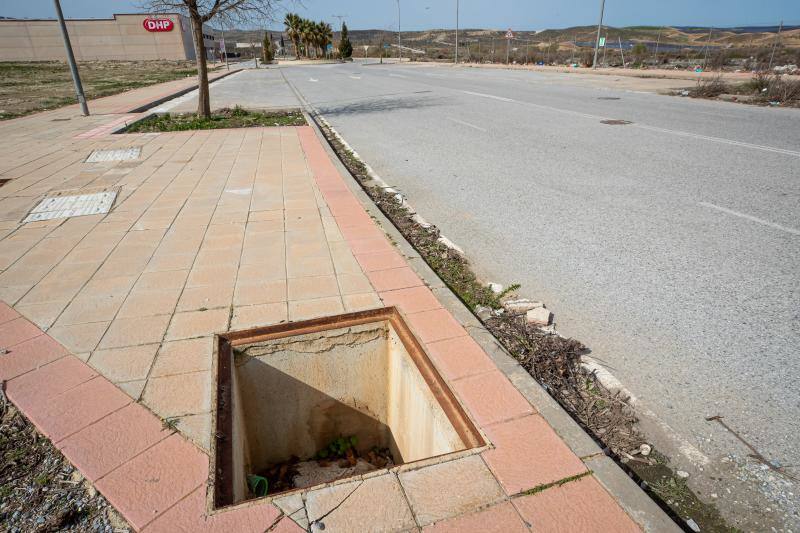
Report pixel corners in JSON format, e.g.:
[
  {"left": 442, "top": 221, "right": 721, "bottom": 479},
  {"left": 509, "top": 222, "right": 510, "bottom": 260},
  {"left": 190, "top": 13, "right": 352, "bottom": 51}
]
[
  {"left": 212, "top": 307, "right": 485, "bottom": 508},
  {"left": 85, "top": 147, "right": 141, "bottom": 163},
  {"left": 600, "top": 119, "right": 633, "bottom": 125},
  {"left": 23, "top": 190, "right": 117, "bottom": 223},
  {"left": 597, "top": 97, "right": 621, "bottom": 100}
]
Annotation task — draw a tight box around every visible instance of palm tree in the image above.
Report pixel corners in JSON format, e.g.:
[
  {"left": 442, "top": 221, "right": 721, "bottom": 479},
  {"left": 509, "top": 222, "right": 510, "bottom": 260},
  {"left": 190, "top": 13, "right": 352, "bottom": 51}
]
[
  {"left": 284, "top": 13, "right": 302, "bottom": 59},
  {"left": 299, "top": 18, "right": 315, "bottom": 58},
  {"left": 319, "top": 22, "right": 333, "bottom": 58}
]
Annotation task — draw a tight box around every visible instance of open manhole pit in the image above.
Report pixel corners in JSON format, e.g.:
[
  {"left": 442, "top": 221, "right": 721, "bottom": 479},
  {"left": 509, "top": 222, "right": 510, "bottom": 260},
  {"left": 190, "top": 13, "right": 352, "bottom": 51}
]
[{"left": 213, "top": 307, "right": 485, "bottom": 508}]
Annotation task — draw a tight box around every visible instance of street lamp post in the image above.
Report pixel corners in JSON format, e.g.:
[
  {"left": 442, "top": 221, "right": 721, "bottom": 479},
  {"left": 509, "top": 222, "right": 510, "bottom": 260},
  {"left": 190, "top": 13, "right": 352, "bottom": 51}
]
[
  {"left": 592, "top": 0, "right": 605, "bottom": 69},
  {"left": 53, "top": 0, "right": 88, "bottom": 115},
  {"left": 455, "top": 0, "right": 459, "bottom": 64},
  {"left": 396, "top": 0, "right": 402, "bottom": 61}
]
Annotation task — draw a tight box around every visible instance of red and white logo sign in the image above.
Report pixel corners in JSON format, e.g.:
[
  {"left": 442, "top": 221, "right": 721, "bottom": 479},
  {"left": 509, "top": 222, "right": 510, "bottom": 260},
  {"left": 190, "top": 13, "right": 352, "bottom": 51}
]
[
  {"left": 505, "top": 29, "right": 515, "bottom": 40},
  {"left": 143, "top": 18, "right": 174, "bottom": 32}
]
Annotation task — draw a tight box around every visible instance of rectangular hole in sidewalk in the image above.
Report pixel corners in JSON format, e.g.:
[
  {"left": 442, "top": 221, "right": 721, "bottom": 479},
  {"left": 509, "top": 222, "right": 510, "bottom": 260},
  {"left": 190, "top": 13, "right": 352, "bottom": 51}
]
[{"left": 212, "top": 307, "right": 485, "bottom": 508}]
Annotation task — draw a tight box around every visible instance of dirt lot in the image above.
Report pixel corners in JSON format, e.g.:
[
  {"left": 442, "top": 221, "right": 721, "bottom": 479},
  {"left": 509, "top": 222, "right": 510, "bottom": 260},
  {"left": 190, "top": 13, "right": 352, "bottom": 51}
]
[
  {"left": 0, "top": 60, "right": 212, "bottom": 120},
  {"left": 0, "top": 387, "right": 130, "bottom": 532}
]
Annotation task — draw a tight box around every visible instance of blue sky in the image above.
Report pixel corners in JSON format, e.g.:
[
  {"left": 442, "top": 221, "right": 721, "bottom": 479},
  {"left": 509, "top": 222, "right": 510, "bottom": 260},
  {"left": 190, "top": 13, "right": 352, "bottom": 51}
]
[{"left": 4, "top": 0, "right": 797, "bottom": 30}]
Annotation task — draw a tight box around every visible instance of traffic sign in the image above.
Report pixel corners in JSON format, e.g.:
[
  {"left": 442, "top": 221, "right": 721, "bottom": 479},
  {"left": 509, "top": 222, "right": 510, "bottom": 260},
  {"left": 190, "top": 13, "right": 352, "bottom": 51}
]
[
  {"left": 505, "top": 29, "right": 514, "bottom": 40},
  {"left": 599, "top": 37, "right": 606, "bottom": 47}
]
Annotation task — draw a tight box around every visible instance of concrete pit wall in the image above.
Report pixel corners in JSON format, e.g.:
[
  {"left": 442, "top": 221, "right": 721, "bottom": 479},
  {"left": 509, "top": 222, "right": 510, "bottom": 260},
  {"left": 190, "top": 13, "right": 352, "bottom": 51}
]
[{"left": 229, "top": 320, "right": 467, "bottom": 502}]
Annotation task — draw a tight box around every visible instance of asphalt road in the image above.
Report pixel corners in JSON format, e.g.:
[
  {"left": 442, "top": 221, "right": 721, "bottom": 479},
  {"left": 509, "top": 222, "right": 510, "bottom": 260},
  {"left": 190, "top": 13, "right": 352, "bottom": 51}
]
[{"left": 194, "top": 64, "right": 800, "bottom": 527}]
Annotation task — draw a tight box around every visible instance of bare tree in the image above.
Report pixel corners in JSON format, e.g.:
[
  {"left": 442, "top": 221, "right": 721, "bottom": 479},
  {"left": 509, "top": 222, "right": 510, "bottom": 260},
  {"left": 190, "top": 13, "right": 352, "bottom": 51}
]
[{"left": 140, "top": 0, "right": 282, "bottom": 118}]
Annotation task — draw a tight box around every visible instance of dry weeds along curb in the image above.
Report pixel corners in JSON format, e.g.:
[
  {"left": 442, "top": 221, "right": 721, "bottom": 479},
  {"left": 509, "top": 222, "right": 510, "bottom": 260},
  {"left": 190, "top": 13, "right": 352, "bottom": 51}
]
[{"left": 311, "top": 114, "right": 735, "bottom": 532}]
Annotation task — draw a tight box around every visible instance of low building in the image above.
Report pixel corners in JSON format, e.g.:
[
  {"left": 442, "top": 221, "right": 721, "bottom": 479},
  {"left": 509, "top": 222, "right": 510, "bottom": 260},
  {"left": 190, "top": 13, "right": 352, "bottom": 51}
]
[{"left": 0, "top": 13, "right": 218, "bottom": 61}]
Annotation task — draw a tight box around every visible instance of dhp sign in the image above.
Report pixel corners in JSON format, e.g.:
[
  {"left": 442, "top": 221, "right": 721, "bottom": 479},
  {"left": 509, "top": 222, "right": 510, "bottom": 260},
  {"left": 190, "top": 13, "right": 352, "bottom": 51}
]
[{"left": 143, "top": 18, "right": 174, "bottom": 32}]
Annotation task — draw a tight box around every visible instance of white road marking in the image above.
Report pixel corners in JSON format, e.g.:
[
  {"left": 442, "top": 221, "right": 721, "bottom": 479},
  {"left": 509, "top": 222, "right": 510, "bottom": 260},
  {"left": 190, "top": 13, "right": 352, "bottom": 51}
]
[
  {"left": 456, "top": 88, "right": 798, "bottom": 158},
  {"left": 389, "top": 73, "right": 407, "bottom": 78},
  {"left": 460, "top": 90, "right": 514, "bottom": 102},
  {"left": 636, "top": 124, "right": 800, "bottom": 158},
  {"left": 349, "top": 75, "right": 362, "bottom": 80},
  {"left": 699, "top": 202, "right": 800, "bottom": 236},
  {"left": 445, "top": 117, "right": 487, "bottom": 132},
  {"left": 309, "top": 78, "right": 318, "bottom": 82}
]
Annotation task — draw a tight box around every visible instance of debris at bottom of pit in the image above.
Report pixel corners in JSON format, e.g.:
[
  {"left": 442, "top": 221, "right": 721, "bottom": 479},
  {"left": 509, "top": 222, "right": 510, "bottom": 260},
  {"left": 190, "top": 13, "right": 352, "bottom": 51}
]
[
  {"left": 293, "top": 458, "right": 379, "bottom": 489},
  {"left": 255, "top": 445, "right": 395, "bottom": 496}
]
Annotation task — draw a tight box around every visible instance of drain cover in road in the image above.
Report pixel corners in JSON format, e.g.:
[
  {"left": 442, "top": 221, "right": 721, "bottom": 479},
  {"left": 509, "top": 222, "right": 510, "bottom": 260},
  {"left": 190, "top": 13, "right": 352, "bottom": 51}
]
[
  {"left": 600, "top": 119, "right": 633, "bottom": 125},
  {"left": 23, "top": 190, "right": 117, "bottom": 223},
  {"left": 85, "top": 147, "right": 141, "bottom": 163}
]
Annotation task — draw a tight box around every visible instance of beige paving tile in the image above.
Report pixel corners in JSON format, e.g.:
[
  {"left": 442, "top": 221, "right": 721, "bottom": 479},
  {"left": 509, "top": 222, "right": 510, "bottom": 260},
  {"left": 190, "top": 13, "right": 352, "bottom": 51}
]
[
  {"left": 80, "top": 275, "right": 138, "bottom": 299},
  {"left": 231, "top": 303, "right": 288, "bottom": 330},
  {"left": 288, "top": 297, "right": 344, "bottom": 322},
  {"left": 48, "top": 322, "right": 110, "bottom": 354},
  {"left": 98, "top": 315, "right": 171, "bottom": 350},
  {"left": 150, "top": 337, "right": 213, "bottom": 378},
  {"left": 248, "top": 209, "right": 283, "bottom": 222},
  {"left": 174, "top": 412, "right": 212, "bottom": 453},
  {"left": 305, "top": 474, "right": 416, "bottom": 532},
  {"left": 165, "top": 309, "right": 230, "bottom": 341},
  {"left": 55, "top": 296, "right": 125, "bottom": 326},
  {"left": 117, "top": 379, "right": 147, "bottom": 401},
  {"left": 233, "top": 280, "right": 286, "bottom": 306},
  {"left": 186, "top": 265, "right": 238, "bottom": 288},
  {"left": 133, "top": 270, "right": 189, "bottom": 291},
  {"left": 337, "top": 273, "right": 374, "bottom": 295},
  {"left": 343, "top": 292, "right": 383, "bottom": 312},
  {"left": 287, "top": 275, "right": 340, "bottom": 301},
  {"left": 145, "top": 253, "right": 196, "bottom": 272},
  {"left": 176, "top": 284, "right": 234, "bottom": 312},
  {"left": 141, "top": 370, "right": 211, "bottom": 418},
  {"left": 15, "top": 301, "right": 69, "bottom": 330},
  {"left": 399, "top": 456, "right": 506, "bottom": 526},
  {"left": 88, "top": 344, "right": 159, "bottom": 384},
  {"left": 117, "top": 287, "right": 182, "bottom": 319}
]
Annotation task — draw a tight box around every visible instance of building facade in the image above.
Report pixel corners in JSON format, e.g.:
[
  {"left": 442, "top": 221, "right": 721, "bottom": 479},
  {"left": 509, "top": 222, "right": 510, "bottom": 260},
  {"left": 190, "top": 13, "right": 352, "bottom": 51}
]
[{"left": 0, "top": 13, "right": 217, "bottom": 61}]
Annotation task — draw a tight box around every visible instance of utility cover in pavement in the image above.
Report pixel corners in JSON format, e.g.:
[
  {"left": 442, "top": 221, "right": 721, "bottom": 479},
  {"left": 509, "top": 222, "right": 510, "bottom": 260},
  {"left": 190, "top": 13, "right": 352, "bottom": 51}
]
[
  {"left": 601, "top": 119, "right": 633, "bottom": 125},
  {"left": 86, "top": 147, "right": 141, "bottom": 163},
  {"left": 23, "top": 191, "right": 117, "bottom": 223}
]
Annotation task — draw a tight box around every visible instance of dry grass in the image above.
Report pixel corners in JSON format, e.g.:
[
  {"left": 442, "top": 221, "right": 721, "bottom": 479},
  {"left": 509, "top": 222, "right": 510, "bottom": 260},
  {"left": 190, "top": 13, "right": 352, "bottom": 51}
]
[
  {"left": 688, "top": 75, "right": 729, "bottom": 98},
  {"left": 0, "top": 60, "right": 207, "bottom": 120},
  {"left": 688, "top": 72, "right": 800, "bottom": 106}
]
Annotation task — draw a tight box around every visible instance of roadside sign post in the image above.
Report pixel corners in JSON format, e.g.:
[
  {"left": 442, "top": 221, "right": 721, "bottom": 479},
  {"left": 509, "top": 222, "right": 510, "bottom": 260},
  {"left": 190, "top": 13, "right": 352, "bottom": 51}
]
[
  {"left": 53, "top": 0, "right": 88, "bottom": 116},
  {"left": 220, "top": 34, "right": 229, "bottom": 71},
  {"left": 505, "top": 29, "right": 514, "bottom": 64},
  {"left": 592, "top": 0, "right": 606, "bottom": 69}
]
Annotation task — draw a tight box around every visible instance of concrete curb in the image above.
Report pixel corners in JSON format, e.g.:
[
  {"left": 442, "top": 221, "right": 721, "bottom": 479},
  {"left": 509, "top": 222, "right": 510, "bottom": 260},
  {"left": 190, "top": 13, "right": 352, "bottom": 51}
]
[{"left": 302, "top": 111, "right": 680, "bottom": 533}]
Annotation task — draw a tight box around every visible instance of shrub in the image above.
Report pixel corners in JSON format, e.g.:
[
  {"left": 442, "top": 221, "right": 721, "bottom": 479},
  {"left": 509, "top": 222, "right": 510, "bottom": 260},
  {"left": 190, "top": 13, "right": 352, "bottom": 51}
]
[{"left": 689, "top": 76, "right": 728, "bottom": 98}]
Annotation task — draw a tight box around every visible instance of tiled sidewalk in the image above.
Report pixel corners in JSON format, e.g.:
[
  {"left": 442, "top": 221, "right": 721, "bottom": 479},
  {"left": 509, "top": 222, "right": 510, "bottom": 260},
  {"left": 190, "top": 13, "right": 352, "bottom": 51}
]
[{"left": 0, "top": 77, "right": 659, "bottom": 531}]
